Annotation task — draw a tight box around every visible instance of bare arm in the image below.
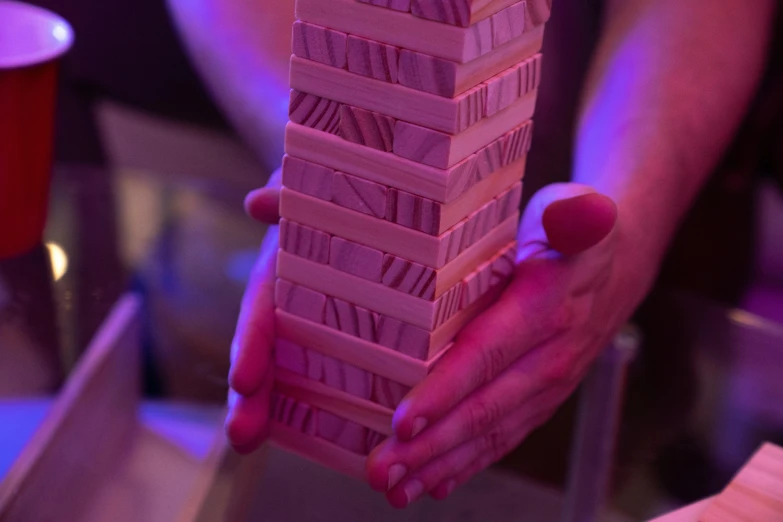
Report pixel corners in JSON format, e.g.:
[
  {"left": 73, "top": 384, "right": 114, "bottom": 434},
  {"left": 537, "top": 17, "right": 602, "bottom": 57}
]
[
  {"left": 166, "top": 0, "right": 295, "bottom": 172},
  {"left": 575, "top": 0, "right": 776, "bottom": 291}
]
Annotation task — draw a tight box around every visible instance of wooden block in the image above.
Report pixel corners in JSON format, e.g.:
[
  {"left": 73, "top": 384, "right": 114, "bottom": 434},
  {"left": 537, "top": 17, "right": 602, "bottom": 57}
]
[
  {"left": 281, "top": 154, "right": 335, "bottom": 201},
  {"left": 296, "top": 0, "right": 550, "bottom": 63},
  {"left": 397, "top": 25, "right": 543, "bottom": 98},
  {"left": 392, "top": 88, "right": 537, "bottom": 169},
  {"left": 331, "top": 172, "right": 388, "bottom": 218},
  {"left": 502, "top": 118, "right": 534, "bottom": 164},
  {"left": 410, "top": 0, "right": 518, "bottom": 26},
  {"left": 280, "top": 219, "right": 330, "bottom": 264},
  {"left": 280, "top": 188, "right": 517, "bottom": 268},
  {"left": 325, "top": 296, "right": 379, "bottom": 342},
  {"left": 276, "top": 337, "right": 326, "bottom": 380},
  {"left": 474, "top": 120, "right": 532, "bottom": 181},
  {"left": 271, "top": 393, "right": 318, "bottom": 436},
  {"left": 318, "top": 410, "right": 385, "bottom": 455},
  {"left": 496, "top": 181, "right": 523, "bottom": 221},
  {"left": 290, "top": 55, "right": 499, "bottom": 134},
  {"left": 292, "top": 21, "right": 347, "bottom": 68},
  {"left": 329, "top": 236, "right": 384, "bottom": 282},
  {"left": 269, "top": 420, "right": 366, "bottom": 480},
  {"left": 490, "top": 2, "right": 526, "bottom": 48},
  {"left": 358, "top": 0, "right": 411, "bottom": 11},
  {"left": 346, "top": 35, "right": 400, "bottom": 83},
  {"left": 289, "top": 90, "right": 342, "bottom": 135},
  {"left": 285, "top": 122, "right": 479, "bottom": 203},
  {"left": 278, "top": 250, "right": 464, "bottom": 330},
  {"left": 276, "top": 283, "right": 504, "bottom": 385},
  {"left": 373, "top": 377, "right": 411, "bottom": 410},
  {"left": 386, "top": 189, "right": 442, "bottom": 235},
  {"left": 700, "top": 443, "right": 783, "bottom": 522},
  {"left": 338, "top": 105, "right": 395, "bottom": 152},
  {"left": 381, "top": 254, "right": 437, "bottom": 299},
  {"left": 276, "top": 367, "right": 394, "bottom": 436},
  {"left": 485, "top": 55, "right": 542, "bottom": 118},
  {"left": 461, "top": 241, "right": 516, "bottom": 308},
  {"left": 375, "top": 314, "right": 431, "bottom": 359},
  {"left": 275, "top": 279, "right": 326, "bottom": 323}
]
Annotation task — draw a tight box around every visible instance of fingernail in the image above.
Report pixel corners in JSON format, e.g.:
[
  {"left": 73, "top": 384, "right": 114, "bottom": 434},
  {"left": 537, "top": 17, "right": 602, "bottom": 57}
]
[
  {"left": 388, "top": 464, "right": 407, "bottom": 490},
  {"left": 411, "top": 417, "right": 428, "bottom": 438},
  {"left": 444, "top": 479, "right": 457, "bottom": 497},
  {"left": 404, "top": 479, "right": 425, "bottom": 505}
]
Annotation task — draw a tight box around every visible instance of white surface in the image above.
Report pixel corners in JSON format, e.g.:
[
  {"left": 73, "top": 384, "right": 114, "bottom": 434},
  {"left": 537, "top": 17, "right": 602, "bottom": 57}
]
[{"left": 0, "top": 1, "right": 73, "bottom": 69}]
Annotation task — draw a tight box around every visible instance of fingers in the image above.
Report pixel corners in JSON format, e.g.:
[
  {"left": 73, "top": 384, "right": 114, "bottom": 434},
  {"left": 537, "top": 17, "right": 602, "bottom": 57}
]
[
  {"left": 228, "top": 226, "right": 279, "bottom": 396},
  {"left": 388, "top": 258, "right": 573, "bottom": 443},
  {"left": 518, "top": 183, "right": 617, "bottom": 258},
  {"left": 225, "top": 365, "right": 275, "bottom": 453},
  {"left": 245, "top": 167, "right": 282, "bottom": 224}
]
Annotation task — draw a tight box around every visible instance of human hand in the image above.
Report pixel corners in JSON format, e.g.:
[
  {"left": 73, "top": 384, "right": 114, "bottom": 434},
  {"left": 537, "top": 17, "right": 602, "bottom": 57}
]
[
  {"left": 224, "top": 168, "right": 281, "bottom": 453},
  {"left": 364, "top": 182, "right": 649, "bottom": 508}
]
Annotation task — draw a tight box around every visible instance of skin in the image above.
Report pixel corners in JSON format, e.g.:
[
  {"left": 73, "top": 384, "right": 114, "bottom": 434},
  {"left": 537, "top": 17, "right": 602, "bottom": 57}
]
[{"left": 170, "top": 0, "right": 776, "bottom": 508}]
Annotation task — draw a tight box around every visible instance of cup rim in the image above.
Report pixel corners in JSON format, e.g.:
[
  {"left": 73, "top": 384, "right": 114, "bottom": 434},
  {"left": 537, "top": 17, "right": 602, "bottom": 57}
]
[{"left": 0, "top": 1, "right": 74, "bottom": 69}]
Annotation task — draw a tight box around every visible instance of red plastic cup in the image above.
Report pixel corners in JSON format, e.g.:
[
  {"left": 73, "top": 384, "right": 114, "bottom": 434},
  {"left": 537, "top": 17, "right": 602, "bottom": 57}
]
[{"left": 0, "top": 1, "right": 73, "bottom": 258}]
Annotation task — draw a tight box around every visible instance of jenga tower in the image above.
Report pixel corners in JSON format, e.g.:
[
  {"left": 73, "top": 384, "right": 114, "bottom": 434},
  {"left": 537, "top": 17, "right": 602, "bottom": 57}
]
[{"left": 270, "top": 0, "right": 551, "bottom": 478}]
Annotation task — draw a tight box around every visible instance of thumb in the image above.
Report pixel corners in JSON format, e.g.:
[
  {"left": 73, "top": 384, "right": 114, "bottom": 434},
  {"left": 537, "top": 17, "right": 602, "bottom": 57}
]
[
  {"left": 518, "top": 183, "right": 617, "bottom": 257},
  {"left": 245, "top": 166, "right": 283, "bottom": 224}
]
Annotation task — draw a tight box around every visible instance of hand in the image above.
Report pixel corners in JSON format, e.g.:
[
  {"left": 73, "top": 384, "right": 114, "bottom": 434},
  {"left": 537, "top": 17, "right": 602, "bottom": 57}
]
[
  {"left": 365, "top": 182, "right": 648, "bottom": 508},
  {"left": 224, "top": 168, "right": 281, "bottom": 453}
]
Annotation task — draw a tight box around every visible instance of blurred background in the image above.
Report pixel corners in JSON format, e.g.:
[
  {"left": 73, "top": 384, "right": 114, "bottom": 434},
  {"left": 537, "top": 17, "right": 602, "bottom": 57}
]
[{"left": 1, "top": 0, "right": 782, "bottom": 520}]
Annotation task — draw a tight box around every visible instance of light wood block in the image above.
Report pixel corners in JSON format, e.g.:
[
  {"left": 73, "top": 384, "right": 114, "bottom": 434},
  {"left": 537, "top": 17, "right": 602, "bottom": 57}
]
[
  {"left": 269, "top": 421, "right": 366, "bottom": 481},
  {"left": 486, "top": 53, "right": 542, "bottom": 117},
  {"left": 392, "top": 88, "right": 537, "bottom": 168},
  {"left": 276, "top": 283, "right": 502, "bottom": 383},
  {"left": 290, "top": 55, "right": 490, "bottom": 134},
  {"left": 346, "top": 35, "right": 400, "bottom": 83},
  {"left": 278, "top": 250, "right": 463, "bottom": 330},
  {"left": 329, "top": 237, "right": 383, "bottom": 282},
  {"left": 331, "top": 171, "right": 388, "bottom": 218},
  {"left": 295, "top": 0, "right": 548, "bottom": 64},
  {"left": 281, "top": 154, "right": 334, "bottom": 201},
  {"left": 496, "top": 181, "right": 523, "bottom": 221},
  {"left": 285, "top": 122, "right": 477, "bottom": 203},
  {"left": 476, "top": 121, "right": 531, "bottom": 181},
  {"left": 461, "top": 240, "right": 516, "bottom": 308},
  {"left": 700, "top": 442, "right": 783, "bottom": 522},
  {"left": 325, "top": 296, "right": 379, "bottom": 343},
  {"left": 292, "top": 21, "right": 347, "bottom": 69},
  {"left": 338, "top": 105, "right": 395, "bottom": 152},
  {"left": 381, "top": 254, "right": 438, "bottom": 299},
  {"left": 271, "top": 392, "right": 318, "bottom": 437},
  {"left": 397, "top": 25, "right": 543, "bottom": 98},
  {"left": 276, "top": 343, "right": 411, "bottom": 410},
  {"left": 410, "top": 0, "right": 519, "bottom": 26},
  {"left": 280, "top": 188, "right": 513, "bottom": 268},
  {"left": 275, "top": 279, "right": 326, "bottom": 324},
  {"left": 288, "top": 90, "right": 342, "bottom": 135},
  {"left": 280, "top": 219, "right": 330, "bottom": 264},
  {"left": 276, "top": 367, "right": 394, "bottom": 436},
  {"left": 385, "top": 189, "right": 442, "bottom": 235}
]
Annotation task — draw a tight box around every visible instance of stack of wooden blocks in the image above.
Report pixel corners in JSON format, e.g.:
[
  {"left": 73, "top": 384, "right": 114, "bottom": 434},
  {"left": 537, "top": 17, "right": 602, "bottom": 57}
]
[{"left": 270, "top": 0, "right": 551, "bottom": 479}]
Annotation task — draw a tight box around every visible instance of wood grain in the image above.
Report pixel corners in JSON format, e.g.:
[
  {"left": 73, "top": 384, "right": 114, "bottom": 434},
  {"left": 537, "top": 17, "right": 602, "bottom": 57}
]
[
  {"left": 357, "top": 0, "right": 411, "bottom": 12},
  {"left": 392, "top": 88, "right": 537, "bottom": 169},
  {"left": 339, "top": 105, "right": 395, "bottom": 152},
  {"left": 292, "top": 21, "right": 347, "bottom": 68},
  {"left": 381, "top": 254, "right": 437, "bottom": 299},
  {"left": 280, "top": 218, "right": 330, "bottom": 264},
  {"left": 285, "top": 122, "right": 479, "bottom": 203},
  {"left": 331, "top": 171, "right": 388, "bottom": 218},
  {"left": 290, "top": 55, "right": 492, "bottom": 134},
  {"left": 329, "top": 237, "right": 384, "bottom": 282},
  {"left": 281, "top": 154, "right": 335, "bottom": 201},
  {"left": 271, "top": 393, "right": 318, "bottom": 436},
  {"left": 288, "top": 90, "right": 341, "bottom": 135},
  {"left": 325, "top": 296, "right": 379, "bottom": 342},
  {"left": 397, "top": 23, "right": 542, "bottom": 98},
  {"left": 410, "top": 0, "right": 518, "bottom": 26},
  {"left": 275, "top": 279, "right": 327, "bottom": 324},
  {"left": 346, "top": 35, "right": 400, "bottom": 83},
  {"left": 386, "top": 188, "right": 443, "bottom": 235}
]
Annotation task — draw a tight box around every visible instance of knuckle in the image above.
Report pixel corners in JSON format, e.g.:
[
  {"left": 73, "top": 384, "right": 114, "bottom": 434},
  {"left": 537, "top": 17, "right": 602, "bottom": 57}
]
[
  {"left": 465, "top": 398, "right": 502, "bottom": 437},
  {"left": 479, "top": 343, "right": 509, "bottom": 384}
]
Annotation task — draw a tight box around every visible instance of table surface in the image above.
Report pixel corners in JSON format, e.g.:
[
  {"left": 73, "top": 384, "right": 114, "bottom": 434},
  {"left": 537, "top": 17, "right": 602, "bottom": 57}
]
[{"left": 1, "top": 163, "right": 783, "bottom": 521}]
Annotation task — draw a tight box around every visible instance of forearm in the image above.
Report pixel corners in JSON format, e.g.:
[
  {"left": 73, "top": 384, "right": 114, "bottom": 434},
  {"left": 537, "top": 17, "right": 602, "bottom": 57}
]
[
  {"left": 574, "top": 0, "right": 776, "bottom": 280},
  {"left": 166, "top": 0, "right": 294, "bottom": 172}
]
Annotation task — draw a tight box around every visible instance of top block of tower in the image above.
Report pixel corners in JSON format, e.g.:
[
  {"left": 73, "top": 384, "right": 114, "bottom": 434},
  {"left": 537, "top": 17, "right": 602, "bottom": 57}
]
[{"left": 295, "top": 0, "right": 552, "bottom": 63}]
